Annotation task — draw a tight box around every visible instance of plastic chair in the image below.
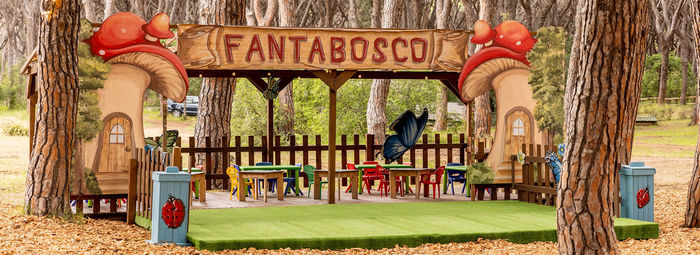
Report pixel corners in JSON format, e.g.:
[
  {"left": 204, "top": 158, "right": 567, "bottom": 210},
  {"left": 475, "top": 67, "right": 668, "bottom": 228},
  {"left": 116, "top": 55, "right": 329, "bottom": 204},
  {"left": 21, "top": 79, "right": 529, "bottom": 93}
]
[
  {"left": 420, "top": 166, "right": 445, "bottom": 199},
  {"left": 226, "top": 165, "right": 254, "bottom": 200},
  {"left": 344, "top": 163, "right": 359, "bottom": 193},
  {"left": 303, "top": 165, "right": 327, "bottom": 198},
  {"left": 284, "top": 163, "right": 303, "bottom": 196},
  {"left": 446, "top": 163, "right": 467, "bottom": 195},
  {"left": 361, "top": 161, "right": 382, "bottom": 194},
  {"left": 255, "top": 162, "right": 277, "bottom": 195},
  {"left": 377, "top": 165, "right": 405, "bottom": 197}
]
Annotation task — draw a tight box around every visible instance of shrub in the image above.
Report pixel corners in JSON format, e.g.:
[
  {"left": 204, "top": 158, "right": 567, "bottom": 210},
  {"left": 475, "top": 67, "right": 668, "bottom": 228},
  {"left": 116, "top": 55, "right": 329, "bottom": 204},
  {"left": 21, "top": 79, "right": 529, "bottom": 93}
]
[
  {"left": 1, "top": 122, "right": 29, "bottom": 136},
  {"left": 468, "top": 162, "right": 495, "bottom": 184}
]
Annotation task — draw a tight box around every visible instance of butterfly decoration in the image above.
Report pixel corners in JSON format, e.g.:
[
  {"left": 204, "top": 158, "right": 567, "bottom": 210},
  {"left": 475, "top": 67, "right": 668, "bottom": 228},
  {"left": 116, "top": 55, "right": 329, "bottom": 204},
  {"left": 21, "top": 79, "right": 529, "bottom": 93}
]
[
  {"left": 263, "top": 79, "right": 281, "bottom": 100},
  {"left": 145, "top": 130, "right": 179, "bottom": 153},
  {"left": 516, "top": 152, "right": 525, "bottom": 165},
  {"left": 544, "top": 151, "right": 562, "bottom": 184},
  {"left": 377, "top": 108, "right": 429, "bottom": 163}
]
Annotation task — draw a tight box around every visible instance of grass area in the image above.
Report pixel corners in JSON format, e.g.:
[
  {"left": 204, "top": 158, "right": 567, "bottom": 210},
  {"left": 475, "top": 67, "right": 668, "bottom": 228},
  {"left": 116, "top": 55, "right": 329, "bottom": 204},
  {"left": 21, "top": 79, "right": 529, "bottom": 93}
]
[
  {"left": 632, "top": 119, "right": 697, "bottom": 158},
  {"left": 186, "top": 201, "right": 658, "bottom": 251}
]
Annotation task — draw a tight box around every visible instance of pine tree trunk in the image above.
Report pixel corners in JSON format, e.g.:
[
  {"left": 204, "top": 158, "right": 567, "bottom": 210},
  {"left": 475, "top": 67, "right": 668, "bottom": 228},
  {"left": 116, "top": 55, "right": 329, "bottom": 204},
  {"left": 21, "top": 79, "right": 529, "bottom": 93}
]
[
  {"left": 432, "top": 0, "right": 452, "bottom": 132},
  {"left": 26, "top": 0, "right": 81, "bottom": 217},
  {"left": 681, "top": 58, "right": 688, "bottom": 105},
  {"left": 657, "top": 44, "right": 669, "bottom": 105},
  {"left": 194, "top": 0, "right": 245, "bottom": 185},
  {"left": 473, "top": 0, "right": 497, "bottom": 137},
  {"left": 684, "top": 0, "right": 700, "bottom": 228},
  {"left": 277, "top": 0, "right": 295, "bottom": 138},
  {"left": 557, "top": 0, "right": 649, "bottom": 253},
  {"left": 366, "top": 0, "right": 403, "bottom": 144}
]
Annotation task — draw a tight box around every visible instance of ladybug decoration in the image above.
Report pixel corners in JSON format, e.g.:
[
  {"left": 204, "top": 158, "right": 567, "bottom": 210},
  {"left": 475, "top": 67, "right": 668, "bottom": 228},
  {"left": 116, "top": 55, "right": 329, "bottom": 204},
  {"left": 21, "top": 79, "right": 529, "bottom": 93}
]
[
  {"left": 636, "top": 187, "right": 650, "bottom": 209},
  {"left": 161, "top": 195, "right": 186, "bottom": 228}
]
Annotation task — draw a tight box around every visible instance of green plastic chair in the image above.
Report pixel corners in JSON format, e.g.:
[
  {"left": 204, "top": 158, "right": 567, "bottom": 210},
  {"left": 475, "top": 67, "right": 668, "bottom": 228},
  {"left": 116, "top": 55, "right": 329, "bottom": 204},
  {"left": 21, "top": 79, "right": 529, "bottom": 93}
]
[{"left": 304, "top": 165, "right": 327, "bottom": 198}]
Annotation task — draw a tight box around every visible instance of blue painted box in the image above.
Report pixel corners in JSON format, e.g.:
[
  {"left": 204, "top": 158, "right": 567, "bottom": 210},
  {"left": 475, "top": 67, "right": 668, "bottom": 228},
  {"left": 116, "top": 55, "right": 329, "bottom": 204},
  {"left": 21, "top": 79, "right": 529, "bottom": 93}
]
[
  {"left": 149, "top": 166, "right": 191, "bottom": 246},
  {"left": 620, "top": 162, "right": 655, "bottom": 222}
]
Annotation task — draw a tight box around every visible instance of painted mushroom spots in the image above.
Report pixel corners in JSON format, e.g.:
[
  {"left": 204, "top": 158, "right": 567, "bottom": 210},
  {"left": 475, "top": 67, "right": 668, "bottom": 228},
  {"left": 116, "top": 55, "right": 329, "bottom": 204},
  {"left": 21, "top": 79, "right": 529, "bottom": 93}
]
[
  {"left": 458, "top": 20, "right": 543, "bottom": 183},
  {"left": 82, "top": 12, "right": 189, "bottom": 191}
]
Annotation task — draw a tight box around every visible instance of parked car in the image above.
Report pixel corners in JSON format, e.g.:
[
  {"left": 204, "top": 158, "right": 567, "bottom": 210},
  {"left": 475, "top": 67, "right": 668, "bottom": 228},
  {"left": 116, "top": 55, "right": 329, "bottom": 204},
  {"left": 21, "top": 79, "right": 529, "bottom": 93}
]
[{"left": 169, "top": 96, "right": 199, "bottom": 117}]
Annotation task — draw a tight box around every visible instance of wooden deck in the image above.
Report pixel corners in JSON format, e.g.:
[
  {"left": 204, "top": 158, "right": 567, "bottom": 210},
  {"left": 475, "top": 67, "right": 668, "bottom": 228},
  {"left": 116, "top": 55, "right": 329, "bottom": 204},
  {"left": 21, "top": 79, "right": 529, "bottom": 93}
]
[{"left": 191, "top": 187, "right": 516, "bottom": 209}]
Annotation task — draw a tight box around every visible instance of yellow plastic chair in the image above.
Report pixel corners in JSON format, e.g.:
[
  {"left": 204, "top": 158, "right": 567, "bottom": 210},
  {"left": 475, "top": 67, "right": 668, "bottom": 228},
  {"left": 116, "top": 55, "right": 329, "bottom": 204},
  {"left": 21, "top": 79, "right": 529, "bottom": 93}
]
[{"left": 227, "top": 165, "right": 255, "bottom": 200}]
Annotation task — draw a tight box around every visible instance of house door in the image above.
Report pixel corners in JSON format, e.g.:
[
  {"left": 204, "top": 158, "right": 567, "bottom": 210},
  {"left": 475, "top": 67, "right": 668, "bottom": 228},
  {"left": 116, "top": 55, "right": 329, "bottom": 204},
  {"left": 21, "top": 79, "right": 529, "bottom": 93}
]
[
  {"left": 99, "top": 116, "right": 132, "bottom": 173},
  {"left": 504, "top": 109, "right": 532, "bottom": 161}
]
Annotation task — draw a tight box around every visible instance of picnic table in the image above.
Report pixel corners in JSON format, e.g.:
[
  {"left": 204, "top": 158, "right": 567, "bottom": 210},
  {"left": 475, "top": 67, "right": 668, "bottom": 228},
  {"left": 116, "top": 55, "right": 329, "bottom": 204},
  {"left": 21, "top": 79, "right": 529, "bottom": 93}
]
[
  {"left": 354, "top": 164, "right": 414, "bottom": 194},
  {"left": 314, "top": 169, "right": 359, "bottom": 200},
  {"left": 239, "top": 165, "right": 302, "bottom": 195},
  {"left": 237, "top": 170, "right": 284, "bottom": 202},
  {"left": 183, "top": 168, "right": 207, "bottom": 203},
  {"left": 387, "top": 168, "right": 432, "bottom": 199},
  {"left": 443, "top": 165, "right": 470, "bottom": 196}
]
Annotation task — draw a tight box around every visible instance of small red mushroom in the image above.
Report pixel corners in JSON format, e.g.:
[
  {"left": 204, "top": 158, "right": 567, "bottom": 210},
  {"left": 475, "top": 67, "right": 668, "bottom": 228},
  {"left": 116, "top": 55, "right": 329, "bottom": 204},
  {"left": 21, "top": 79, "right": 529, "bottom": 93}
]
[{"left": 142, "top": 13, "right": 174, "bottom": 42}]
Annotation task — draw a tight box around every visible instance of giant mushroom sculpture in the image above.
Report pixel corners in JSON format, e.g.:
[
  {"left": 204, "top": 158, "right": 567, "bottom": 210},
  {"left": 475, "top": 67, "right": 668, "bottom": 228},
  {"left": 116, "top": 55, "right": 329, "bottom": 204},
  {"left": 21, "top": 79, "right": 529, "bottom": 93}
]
[
  {"left": 458, "top": 20, "right": 543, "bottom": 183},
  {"left": 84, "top": 12, "right": 188, "bottom": 174}
]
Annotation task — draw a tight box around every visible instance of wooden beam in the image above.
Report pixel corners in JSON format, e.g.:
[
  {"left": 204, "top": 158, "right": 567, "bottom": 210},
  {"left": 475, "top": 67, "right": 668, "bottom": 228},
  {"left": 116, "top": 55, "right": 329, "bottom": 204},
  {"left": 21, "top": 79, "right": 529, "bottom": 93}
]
[
  {"left": 267, "top": 99, "right": 274, "bottom": 162},
  {"left": 328, "top": 76, "right": 337, "bottom": 204},
  {"left": 440, "top": 78, "right": 461, "bottom": 100},
  {"left": 189, "top": 69, "right": 460, "bottom": 82},
  {"left": 246, "top": 76, "right": 268, "bottom": 92},
  {"left": 28, "top": 93, "right": 36, "bottom": 153}
]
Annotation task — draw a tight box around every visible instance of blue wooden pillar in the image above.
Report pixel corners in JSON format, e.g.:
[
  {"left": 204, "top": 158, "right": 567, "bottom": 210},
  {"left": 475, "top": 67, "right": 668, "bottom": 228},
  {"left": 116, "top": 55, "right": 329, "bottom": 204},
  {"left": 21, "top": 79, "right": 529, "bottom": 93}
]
[
  {"left": 620, "top": 162, "right": 655, "bottom": 222},
  {"left": 149, "top": 166, "right": 191, "bottom": 246}
]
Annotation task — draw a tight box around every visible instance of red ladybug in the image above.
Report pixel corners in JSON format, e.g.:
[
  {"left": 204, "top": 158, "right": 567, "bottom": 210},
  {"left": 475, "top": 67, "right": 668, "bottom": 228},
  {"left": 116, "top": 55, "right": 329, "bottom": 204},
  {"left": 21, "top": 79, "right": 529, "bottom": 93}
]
[
  {"left": 636, "top": 187, "right": 650, "bottom": 208},
  {"left": 161, "top": 195, "right": 186, "bottom": 228}
]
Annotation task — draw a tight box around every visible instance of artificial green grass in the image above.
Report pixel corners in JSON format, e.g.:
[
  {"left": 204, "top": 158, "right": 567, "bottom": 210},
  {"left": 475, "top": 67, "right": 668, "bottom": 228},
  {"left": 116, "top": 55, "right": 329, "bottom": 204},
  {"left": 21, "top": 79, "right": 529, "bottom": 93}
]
[{"left": 186, "top": 201, "right": 658, "bottom": 251}]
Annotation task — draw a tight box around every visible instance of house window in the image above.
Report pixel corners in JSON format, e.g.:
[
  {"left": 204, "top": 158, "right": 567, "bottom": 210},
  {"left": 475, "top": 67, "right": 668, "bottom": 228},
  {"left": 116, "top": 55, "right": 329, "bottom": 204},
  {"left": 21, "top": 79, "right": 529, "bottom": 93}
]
[
  {"left": 513, "top": 119, "right": 524, "bottom": 136},
  {"left": 109, "top": 124, "right": 125, "bottom": 144}
]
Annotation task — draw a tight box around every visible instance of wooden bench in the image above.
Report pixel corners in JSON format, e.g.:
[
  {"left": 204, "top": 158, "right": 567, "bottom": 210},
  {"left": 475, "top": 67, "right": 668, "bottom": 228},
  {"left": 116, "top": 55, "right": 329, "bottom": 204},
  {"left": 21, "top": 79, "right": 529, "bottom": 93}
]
[{"left": 470, "top": 183, "right": 512, "bottom": 201}]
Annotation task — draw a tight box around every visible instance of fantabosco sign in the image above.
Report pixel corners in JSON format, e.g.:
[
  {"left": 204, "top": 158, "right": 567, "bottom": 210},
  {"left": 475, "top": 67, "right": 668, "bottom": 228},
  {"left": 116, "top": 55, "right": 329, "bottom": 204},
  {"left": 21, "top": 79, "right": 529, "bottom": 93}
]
[{"left": 176, "top": 25, "right": 470, "bottom": 71}]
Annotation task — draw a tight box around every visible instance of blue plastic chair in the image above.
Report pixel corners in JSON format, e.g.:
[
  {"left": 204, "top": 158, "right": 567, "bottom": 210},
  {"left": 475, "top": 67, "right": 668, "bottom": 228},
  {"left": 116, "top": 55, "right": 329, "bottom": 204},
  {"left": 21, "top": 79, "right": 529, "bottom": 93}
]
[
  {"left": 446, "top": 162, "right": 467, "bottom": 195},
  {"left": 284, "top": 163, "right": 304, "bottom": 196},
  {"left": 255, "top": 162, "right": 277, "bottom": 195}
]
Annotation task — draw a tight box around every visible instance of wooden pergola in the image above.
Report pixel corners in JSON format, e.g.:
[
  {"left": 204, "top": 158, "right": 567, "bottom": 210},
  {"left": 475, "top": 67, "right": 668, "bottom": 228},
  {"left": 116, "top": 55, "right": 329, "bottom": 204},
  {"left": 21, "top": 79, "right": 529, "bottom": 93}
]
[{"left": 188, "top": 68, "right": 470, "bottom": 204}]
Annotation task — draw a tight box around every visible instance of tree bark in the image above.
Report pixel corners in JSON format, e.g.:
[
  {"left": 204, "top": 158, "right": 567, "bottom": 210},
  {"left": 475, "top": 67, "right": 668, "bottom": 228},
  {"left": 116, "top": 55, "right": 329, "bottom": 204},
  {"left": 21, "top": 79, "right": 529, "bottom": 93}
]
[
  {"left": 371, "top": 0, "right": 382, "bottom": 28},
  {"left": 432, "top": 0, "right": 452, "bottom": 131},
  {"left": 277, "top": 0, "right": 295, "bottom": 138},
  {"left": 681, "top": 57, "right": 688, "bottom": 105},
  {"left": 684, "top": 0, "right": 700, "bottom": 228},
  {"left": 473, "top": 0, "right": 497, "bottom": 137},
  {"left": 366, "top": 0, "right": 403, "bottom": 144},
  {"left": 104, "top": 0, "right": 115, "bottom": 18},
  {"left": 557, "top": 0, "right": 649, "bottom": 253},
  {"left": 194, "top": 0, "right": 245, "bottom": 186},
  {"left": 82, "top": 0, "right": 96, "bottom": 21},
  {"left": 26, "top": 0, "right": 81, "bottom": 217},
  {"left": 657, "top": 44, "right": 669, "bottom": 105},
  {"left": 347, "top": 0, "right": 360, "bottom": 27}
]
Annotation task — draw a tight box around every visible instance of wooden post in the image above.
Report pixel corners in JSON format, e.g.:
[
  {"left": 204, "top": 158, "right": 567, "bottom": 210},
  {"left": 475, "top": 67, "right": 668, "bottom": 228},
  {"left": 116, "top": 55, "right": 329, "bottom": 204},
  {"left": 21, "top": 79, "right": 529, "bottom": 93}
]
[
  {"left": 127, "top": 158, "right": 138, "bottom": 224},
  {"left": 365, "top": 134, "right": 375, "bottom": 161},
  {"left": 267, "top": 99, "right": 274, "bottom": 163},
  {"left": 28, "top": 93, "right": 37, "bottom": 153},
  {"left": 173, "top": 147, "right": 182, "bottom": 171},
  {"left": 312, "top": 70, "right": 356, "bottom": 204},
  {"left": 161, "top": 95, "right": 167, "bottom": 149}
]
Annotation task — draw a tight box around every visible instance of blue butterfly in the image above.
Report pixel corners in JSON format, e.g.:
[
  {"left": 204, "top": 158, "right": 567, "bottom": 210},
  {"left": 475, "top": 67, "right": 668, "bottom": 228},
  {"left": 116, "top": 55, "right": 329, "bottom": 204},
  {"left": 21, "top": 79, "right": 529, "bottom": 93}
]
[
  {"left": 378, "top": 108, "right": 429, "bottom": 163},
  {"left": 544, "top": 151, "right": 562, "bottom": 184}
]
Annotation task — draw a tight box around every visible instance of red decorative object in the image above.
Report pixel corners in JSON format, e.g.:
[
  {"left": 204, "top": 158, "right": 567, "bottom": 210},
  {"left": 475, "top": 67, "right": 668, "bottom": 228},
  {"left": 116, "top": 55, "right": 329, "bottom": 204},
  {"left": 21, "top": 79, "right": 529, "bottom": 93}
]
[
  {"left": 161, "top": 195, "right": 185, "bottom": 228},
  {"left": 636, "top": 187, "right": 650, "bottom": 208}
]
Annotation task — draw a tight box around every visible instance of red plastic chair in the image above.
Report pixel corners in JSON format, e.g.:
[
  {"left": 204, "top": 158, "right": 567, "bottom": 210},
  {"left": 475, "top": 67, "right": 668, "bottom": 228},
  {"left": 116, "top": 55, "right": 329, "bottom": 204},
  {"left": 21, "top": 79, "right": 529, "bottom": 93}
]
[
  {"left": 377, "top": 165, "right": 405, "bottom": 197},
  {"left": 361, "top": 162, "right": 382, "bottom": 194},
  {"left": 345, "top": 163, "right": 358, "bottom": 193},
  {"left": 420, "top": 166, "right": 445, "bottom": 199}
]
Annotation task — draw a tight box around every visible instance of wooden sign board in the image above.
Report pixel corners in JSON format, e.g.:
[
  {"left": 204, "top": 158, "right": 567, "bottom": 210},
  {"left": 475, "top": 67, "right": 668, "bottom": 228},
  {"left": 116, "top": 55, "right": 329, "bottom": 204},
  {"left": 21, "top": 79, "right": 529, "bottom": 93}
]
[{"left": 177, "top": 25, "right": 470, "bottom": 71}]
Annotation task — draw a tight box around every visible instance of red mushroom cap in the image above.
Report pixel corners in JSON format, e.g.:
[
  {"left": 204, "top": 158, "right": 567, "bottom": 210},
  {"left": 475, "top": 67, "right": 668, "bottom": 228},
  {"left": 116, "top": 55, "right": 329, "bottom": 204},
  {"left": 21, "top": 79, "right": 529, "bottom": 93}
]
[
  {"left": 492, "top": 21, "right": 537, "bottom": 54},
  {"left": 457, "top": 47, "right": 529, "bottom": 101},
  {"left": 471, "top": 20, "right": 496, "bottom": 44},
  {"left": 142, "top": 13, "right": 174, "bottom": 39}
]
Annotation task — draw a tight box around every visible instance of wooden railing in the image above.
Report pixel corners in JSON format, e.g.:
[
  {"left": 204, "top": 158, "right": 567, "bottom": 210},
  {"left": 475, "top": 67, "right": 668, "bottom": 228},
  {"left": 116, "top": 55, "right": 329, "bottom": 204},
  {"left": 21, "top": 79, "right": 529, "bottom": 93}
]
[
  {"left": 170, "top": 133, "right": 490, "bottom": 190},
  {"left": 126, "top": 148, "right": 169, "bottom": 224},
  {"left": 511, "top": 143, "right": 557, "bottom": 206},
  {"left": 71, "top": 194, "right": 128, "bottom": 218}
]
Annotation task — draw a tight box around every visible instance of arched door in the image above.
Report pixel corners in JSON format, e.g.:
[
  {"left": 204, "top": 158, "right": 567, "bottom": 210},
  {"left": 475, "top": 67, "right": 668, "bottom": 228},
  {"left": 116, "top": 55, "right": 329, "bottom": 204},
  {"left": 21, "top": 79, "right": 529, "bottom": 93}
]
[
  {"left": 504, "top": 109, "right": 532, "bottom": 161},
  {"left": 99, "top": 116, "right": 133, "bottom": 172}
]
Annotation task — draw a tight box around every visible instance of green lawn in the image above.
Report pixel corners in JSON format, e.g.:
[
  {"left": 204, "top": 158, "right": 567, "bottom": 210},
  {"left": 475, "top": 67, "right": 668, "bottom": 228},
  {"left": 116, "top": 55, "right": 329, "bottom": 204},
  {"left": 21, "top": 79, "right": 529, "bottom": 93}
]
[
  {"left": 632, "top": 119, "right": 697, "bottom": 157},
  {"left": 186, "top": 201, "right": 658, "bottom": 251}
]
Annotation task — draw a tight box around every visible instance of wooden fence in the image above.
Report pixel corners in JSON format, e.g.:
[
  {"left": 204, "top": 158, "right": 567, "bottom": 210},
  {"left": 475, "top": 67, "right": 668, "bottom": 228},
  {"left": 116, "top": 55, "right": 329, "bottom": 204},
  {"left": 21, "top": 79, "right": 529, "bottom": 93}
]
[
  {"left": 511, "top": 143, "right": 557, "bottom": 206},
  {"left": 126, "top": 148, "right": 169, "bottom": 224},
  {"left": 71, "top": 194, "right": 128, "bottom": 218},
  {"left": 170, "top": 133, "right": 490, "bottom": 191}
]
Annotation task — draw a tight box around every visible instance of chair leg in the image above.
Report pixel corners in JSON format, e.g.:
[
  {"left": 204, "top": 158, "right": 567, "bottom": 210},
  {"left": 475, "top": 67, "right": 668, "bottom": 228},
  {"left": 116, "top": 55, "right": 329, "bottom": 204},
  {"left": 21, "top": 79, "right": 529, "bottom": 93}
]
[
  {"left": 437, "top": 184, "right": 441, "bottom": 199},
  {"left": 449, "top": 180, "right": 455, "bottom": 195}
]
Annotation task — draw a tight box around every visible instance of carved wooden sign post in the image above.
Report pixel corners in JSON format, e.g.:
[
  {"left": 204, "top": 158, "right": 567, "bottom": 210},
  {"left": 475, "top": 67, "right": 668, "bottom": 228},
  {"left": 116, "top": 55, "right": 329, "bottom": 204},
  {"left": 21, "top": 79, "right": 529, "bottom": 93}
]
[{"left": 177, "top": 25, "right": 470, "bottom": 71}]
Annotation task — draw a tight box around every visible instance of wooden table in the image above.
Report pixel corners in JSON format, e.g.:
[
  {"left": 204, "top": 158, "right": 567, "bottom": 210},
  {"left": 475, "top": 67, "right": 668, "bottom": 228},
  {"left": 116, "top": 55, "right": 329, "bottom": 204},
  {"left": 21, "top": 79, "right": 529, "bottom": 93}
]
[
  {"left": 388, "top": 168, "right": 431, "bottom": 199},
  {"left": 314, "top": 169, "right": 359, "bottom": 200},
  {"left": 240, "top": 165, "right": 302, "bottom": 195},
  {"left": 184, "top": 168, "right": 207, "bottom": 204},
  {"left": 354, "top": 164, "right": 413, "bottom": 193},
  {"left": 237, "top": 170, "right": 284, "bottom": 202}
]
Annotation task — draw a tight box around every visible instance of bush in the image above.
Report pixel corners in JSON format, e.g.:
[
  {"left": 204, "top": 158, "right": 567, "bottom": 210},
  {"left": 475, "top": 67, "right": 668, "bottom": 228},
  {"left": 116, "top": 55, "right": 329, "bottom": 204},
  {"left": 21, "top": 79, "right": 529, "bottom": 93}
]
[
  {"left": 1, "top": 121, "right": 29, "bottom": 136},
  {"left": 468, "top": 162, "right": 494, "bottom": 184},
  {"left": 637, "top": 102, "right": 693, "bottom": 121}
]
